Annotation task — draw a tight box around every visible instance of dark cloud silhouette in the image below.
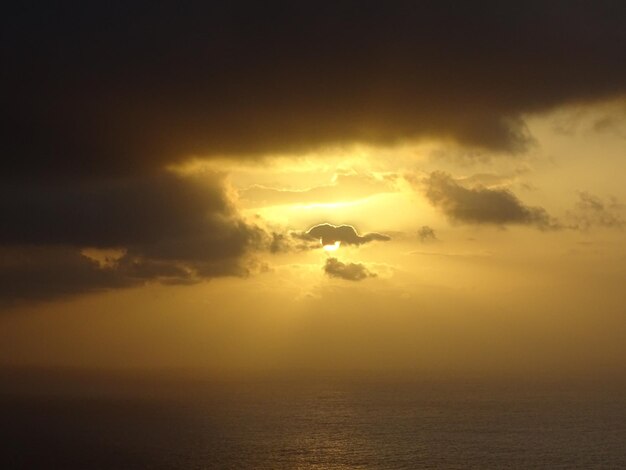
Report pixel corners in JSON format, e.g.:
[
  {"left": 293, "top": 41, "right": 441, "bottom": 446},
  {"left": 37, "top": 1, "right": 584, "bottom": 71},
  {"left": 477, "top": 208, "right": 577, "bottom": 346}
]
[
  {"left": 268, "top": 223, "right": 391, "bottom": 253},
  {"left": 417, "top": 226, "right": 437, "bottom": 243},
  {"left": 305, "top": 224, "right": 390, "bottom": 247},
  {"left": 324, "top": 258, "right": 376, "bottom": 281},
  {"left": 422, "top": 172, "right": 557, "bottom": 229},
  {"left": 0, "top": 245, "right": 213, "bottom": 306},
  {"left": 0, "top": 172, "right": 265, "bottom": 303},
  {"left": 3, "top": 1, "right": 626, "bottom": 178},
  {"left": 0, "top": 247, "right": 130, "bottom": 304}
]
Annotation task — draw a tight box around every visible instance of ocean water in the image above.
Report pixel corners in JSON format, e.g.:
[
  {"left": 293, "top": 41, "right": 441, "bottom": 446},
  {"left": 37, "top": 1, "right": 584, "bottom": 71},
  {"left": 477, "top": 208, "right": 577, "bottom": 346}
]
[{"left": 1, "top": 374, "right": 625, "bottom": 469}]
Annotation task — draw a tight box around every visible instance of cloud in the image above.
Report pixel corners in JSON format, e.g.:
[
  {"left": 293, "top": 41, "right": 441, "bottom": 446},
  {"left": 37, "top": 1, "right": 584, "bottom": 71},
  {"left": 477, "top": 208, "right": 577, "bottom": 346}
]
[
  {"left": 0, "top": 245, "right": 219, "bottom": 306},
  {"left": 4, "top": 2, "right": 626, "bottom": 179},
  {"left": 267, "top": 223, "right": 391, "bottom": 253},
  {"left": 0, "top": 247, "right": 132, "bottom": 304},
  {"left": 0, "top": 172, "right": 266, "bottom": 303},
  {"left": 304, "top": 224, "right": 390, "bottom": 247},
  {"left": 324, "top": 258, "right": 376, "bottom": 281},
  {"left": 264, "top": 231, "right": 320, "bottom": 254},
  {"left": 2, "top": 2, "right": 624, "bottom": 303},
  {"left": 422, "top": 172, "right": 557, "bottom": 229},
  {"left": 567, "top": 192, "right": 624, "bottom": 230},
  {"left": 417, "top": 226, "right": 437, "bottom": 243},
  {"left": 1, "top": 172, "right": 236, "bottom": 247}
]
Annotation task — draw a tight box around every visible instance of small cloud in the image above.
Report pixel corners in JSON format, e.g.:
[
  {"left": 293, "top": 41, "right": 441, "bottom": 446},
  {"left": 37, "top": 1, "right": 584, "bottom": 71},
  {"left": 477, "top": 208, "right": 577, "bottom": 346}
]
[
  {"left": 417, "top": 225, "right": 437, "bottom": 242},
  {"left": 324, "top": 257, "right": 376, "bottom": 281},
  {"left": 567, "top": 192, "right": 624, "bottom": 230},
  {"left": 268, "top": 232, "right": 293, "bottom": 254},
  {"left": 592, "top": 113, "right": 626, "bottom": 138},
  {"left": 421, "top": 171, "right": 558, "bottom": 230}
]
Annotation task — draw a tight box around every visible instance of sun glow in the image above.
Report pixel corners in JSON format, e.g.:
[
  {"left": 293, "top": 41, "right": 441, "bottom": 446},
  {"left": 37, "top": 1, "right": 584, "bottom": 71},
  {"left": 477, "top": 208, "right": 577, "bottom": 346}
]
[{"left": 322, "top": 241, "right": 341, "bottom": 252}]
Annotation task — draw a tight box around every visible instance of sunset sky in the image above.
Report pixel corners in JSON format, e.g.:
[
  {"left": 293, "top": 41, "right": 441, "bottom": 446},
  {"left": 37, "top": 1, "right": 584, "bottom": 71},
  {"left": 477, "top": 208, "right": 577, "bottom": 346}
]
[{"left": 2, "top": 1, "right": 625, "bottom": 380}]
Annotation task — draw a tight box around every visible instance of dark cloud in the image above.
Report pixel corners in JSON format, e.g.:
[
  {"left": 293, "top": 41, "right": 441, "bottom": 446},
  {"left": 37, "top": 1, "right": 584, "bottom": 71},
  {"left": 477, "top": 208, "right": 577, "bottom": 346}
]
[
  {"left": 0, "top": 172, "right": 265, "bottom": 303},
  {"left": 1, "top": 173, "right": 232, "bottom": 247},
  {"left": 422, "top": 172, "right": 557, "bottom": 229},
  {"left": 267, "top": 223, "right": 391, "bottom": 253},
  {"left": 3, "top": 1, "right": 626, "bottom": 178},
  {"left": 304, "top": 224, "right": 390, "bottom": 247},
  {"left": 324, "top": 258, "right": 376, "bottom": 282},
  {"left": 0, "top": 245, "right": 207, "bottom": 306},
  {"left": 0, "top": 247, "right": 130, "bottom": 304},
  {"left": 417, "top": 226, "right": 437, "bottom": 243}
]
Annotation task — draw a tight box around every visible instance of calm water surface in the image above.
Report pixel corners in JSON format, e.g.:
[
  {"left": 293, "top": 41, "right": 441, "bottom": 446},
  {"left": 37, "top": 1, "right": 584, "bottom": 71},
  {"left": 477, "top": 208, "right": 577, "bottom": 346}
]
[{"left": 1, "top": 374, "right": 625, "bottom": 469}]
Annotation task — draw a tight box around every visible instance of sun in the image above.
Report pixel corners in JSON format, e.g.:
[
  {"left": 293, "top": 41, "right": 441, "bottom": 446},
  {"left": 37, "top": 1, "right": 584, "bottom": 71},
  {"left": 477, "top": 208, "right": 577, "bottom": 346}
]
[{"left": 322, "top": 241, "right": 341, "bottom": 252}]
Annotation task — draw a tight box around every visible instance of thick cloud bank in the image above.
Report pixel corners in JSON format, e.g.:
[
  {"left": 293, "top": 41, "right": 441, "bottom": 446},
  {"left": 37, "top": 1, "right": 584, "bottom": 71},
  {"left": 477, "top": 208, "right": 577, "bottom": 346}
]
[
  {"left": 0, "top": 173, "right": 264, "bottom": 304},
  {"left": 4, "top": 1, "right": 626, "bottom": 177}
]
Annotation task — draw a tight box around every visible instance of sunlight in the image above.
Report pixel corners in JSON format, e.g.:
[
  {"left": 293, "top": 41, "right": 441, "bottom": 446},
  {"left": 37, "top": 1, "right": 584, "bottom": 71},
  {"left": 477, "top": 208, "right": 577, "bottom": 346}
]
[{"left": 322, "top": 241, "right": 341, "bottom": 252}]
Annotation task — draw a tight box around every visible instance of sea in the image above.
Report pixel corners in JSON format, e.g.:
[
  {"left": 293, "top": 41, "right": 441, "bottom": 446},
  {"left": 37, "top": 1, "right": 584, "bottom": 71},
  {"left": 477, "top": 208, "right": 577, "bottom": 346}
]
[{"left": 1, "top": 370, "right": 625, "bottom": 469}]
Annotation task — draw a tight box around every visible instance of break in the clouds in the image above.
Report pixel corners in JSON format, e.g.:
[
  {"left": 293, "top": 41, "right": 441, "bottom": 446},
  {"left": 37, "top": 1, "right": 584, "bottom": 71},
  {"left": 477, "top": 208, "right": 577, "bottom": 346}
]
[
  {"left": 4, "top": 2, "right": 626, "bottom": 179},
  {"left": 304, "top": 224, "right": 390, "bottom": 247},
  {"left": 422, "top": 172, "right": 557, "bottom": 230},
  {"left": 324, "top": 258, "right": 376, "bottom": 282},
  {"left": 239, "top": 174, "right": 394, "bottom": 208},
  {"left": 0, "top": 173, "right": 265, "bottom": 303}
]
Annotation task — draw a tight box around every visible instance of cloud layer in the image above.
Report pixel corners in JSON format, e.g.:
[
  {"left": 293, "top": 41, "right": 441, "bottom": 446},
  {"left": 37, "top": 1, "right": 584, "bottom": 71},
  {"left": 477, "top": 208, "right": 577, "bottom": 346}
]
[
  {"left": 3, "top": 2, "right": 625, "bottom": 303},
  {"left": 4, "top": 1, "right": 626, "bottom": 178}
]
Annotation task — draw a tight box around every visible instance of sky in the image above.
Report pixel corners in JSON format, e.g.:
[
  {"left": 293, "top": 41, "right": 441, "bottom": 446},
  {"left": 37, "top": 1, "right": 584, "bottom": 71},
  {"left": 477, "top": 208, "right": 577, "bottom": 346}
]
[{"left": 1, "top": 1, "right": 625, "bottom": 379}]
